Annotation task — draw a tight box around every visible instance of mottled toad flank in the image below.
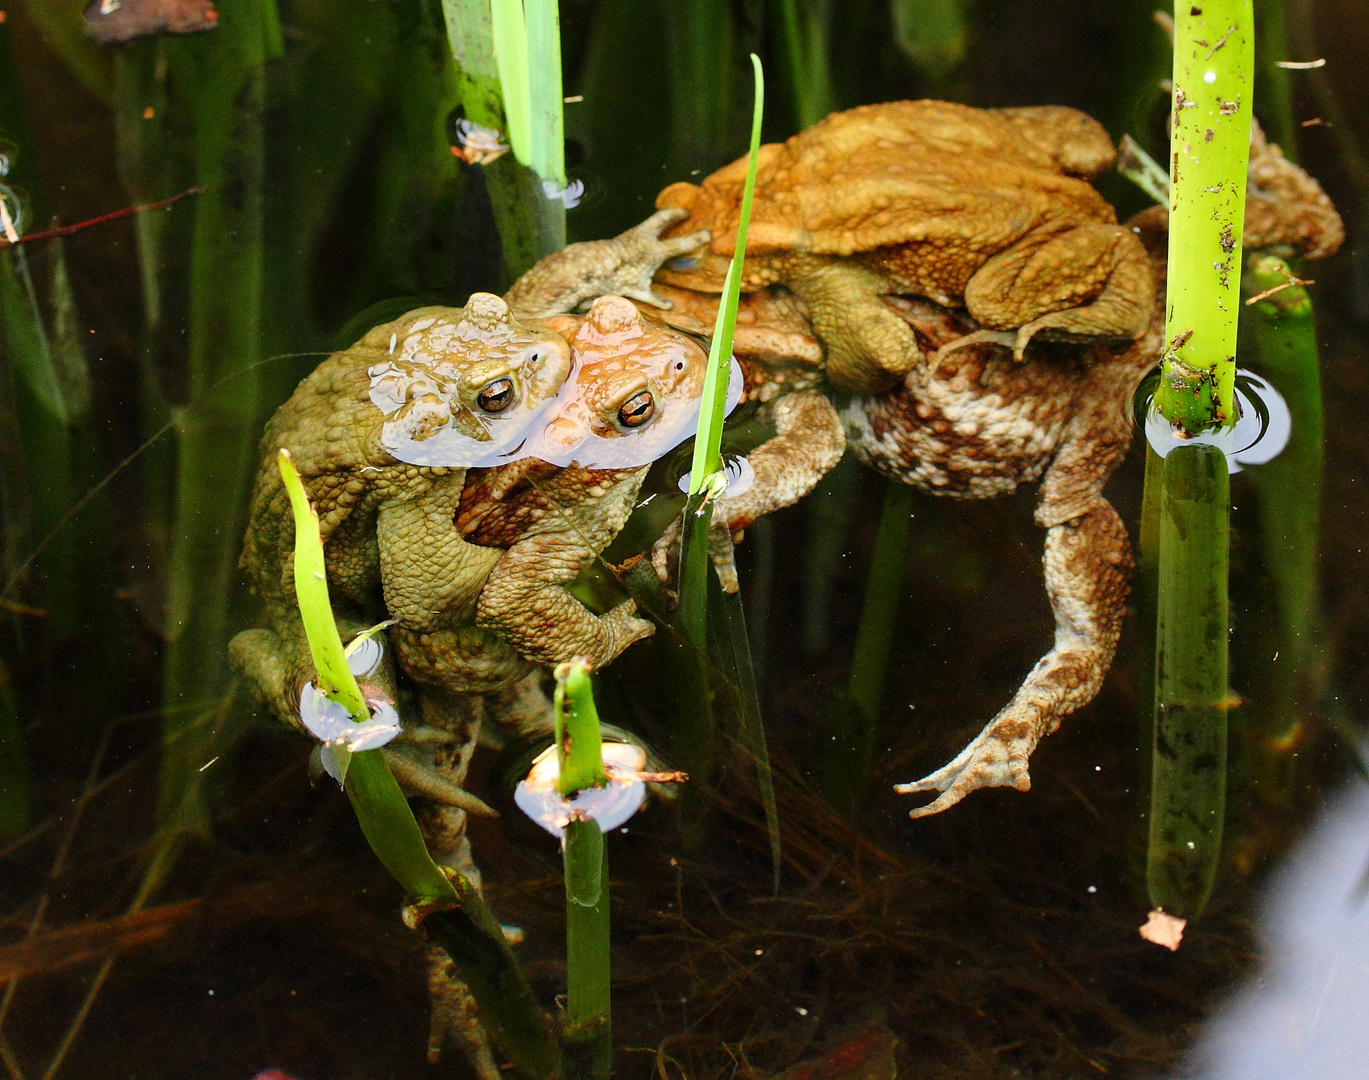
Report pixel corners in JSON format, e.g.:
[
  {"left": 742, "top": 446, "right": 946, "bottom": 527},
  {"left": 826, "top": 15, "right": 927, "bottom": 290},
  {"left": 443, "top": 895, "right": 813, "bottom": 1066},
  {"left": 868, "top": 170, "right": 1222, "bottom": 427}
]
[{"left": 654, "top": 100, "right": 1154, "bottom": 392}]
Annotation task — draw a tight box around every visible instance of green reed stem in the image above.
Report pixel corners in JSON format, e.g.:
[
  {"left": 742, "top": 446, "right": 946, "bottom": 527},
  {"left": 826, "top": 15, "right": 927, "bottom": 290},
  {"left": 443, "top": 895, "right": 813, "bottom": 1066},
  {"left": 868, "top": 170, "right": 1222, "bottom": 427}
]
[
  {"left": 281, "top": 449, "right": 555, "bottom": 1078},
  {"left": 158, "top": 0, "right": 275, "bottom": 833},
  {"left": 1147, "top": 444, "right": 1230, "bottom": 919},
  {"left": 1241, "top": 253, "right": 1323, "bottom": 795},
  {"left": 777, "top": 0, "right": 835, "bottom": 128},
  {"left": 554, "top": 660, "right": 611, "bottom": 1080},
  {"left": 1155, "top": 0, "right": 1254, "bottom": 435},
  {"left": 619, "top": 557, "right": 716, "bottom": 848},
  {"left": 679, "top": 55, "right": 764, "bottom": 651},
  {"left": 0, "top": 242, "right": 77, "bottom": 634},
  {"left": 1254, "top": 0, "right": 1298, "bottom": 159},
  {"left": 664, "top": 0, "right": 738, "bottom": 175},
  {"left": 891, "top": 0, "right": 969, "bottom": 82},
  {"left": 1144, "top": 0, "right": 1253, "bottom": 922},
  {"left": 820, "top": 479, "right": 914, "bottom": 813},
  {"left": 445, "top": 0, "right": 564, "bottom": 278}
]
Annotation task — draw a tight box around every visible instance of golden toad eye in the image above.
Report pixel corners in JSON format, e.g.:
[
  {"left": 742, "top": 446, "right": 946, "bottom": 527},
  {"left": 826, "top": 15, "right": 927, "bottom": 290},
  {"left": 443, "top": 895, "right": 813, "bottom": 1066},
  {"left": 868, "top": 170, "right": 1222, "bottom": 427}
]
[
  {"left": 618, "top": 391, "right": 655, "bottom": 429},
  {"left": 476, "top": 376, "right": 515, "bottom": 413}
]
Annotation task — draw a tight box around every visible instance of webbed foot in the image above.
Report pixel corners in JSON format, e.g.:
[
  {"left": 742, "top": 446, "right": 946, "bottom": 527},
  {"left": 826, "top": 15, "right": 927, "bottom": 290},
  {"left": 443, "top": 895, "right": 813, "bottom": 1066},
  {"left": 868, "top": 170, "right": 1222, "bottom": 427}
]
[
  {"left": 504, "top": 208, "right": 711, "bottom": 318},
  {"left": 650, "top": 509, "right": 741, "bottom": 595},
  {"left": 384, "top": 747, "right": 499, "bottom": 817},
  {"left": 894, "top": 715, "right": 1037, "bottom": 818}
]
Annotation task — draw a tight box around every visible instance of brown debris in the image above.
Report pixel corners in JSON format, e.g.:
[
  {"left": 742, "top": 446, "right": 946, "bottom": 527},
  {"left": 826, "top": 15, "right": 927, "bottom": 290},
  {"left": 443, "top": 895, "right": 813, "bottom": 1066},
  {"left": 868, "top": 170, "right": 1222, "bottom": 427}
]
[
  {"left": 83, "top": 0, "right": 218, "bottom": 46},
  {"left": 1138, "top": 909, "right": 1187, "bottom": 952}
]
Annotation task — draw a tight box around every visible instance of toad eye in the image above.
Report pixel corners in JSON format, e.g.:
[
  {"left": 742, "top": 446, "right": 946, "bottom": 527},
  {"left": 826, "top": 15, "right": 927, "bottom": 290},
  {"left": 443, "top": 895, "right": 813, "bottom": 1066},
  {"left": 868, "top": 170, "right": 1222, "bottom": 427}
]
[
  {"left": 476, "top": 376, "right": 515, "bottom": 413},
  {"left": 618, "top": 391, "right": 655, "bottom": 429}
]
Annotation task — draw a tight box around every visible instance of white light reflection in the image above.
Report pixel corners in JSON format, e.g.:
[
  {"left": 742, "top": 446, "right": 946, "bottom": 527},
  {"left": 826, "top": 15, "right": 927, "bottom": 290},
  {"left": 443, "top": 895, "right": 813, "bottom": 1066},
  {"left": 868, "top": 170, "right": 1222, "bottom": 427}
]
[{"left": 1178, "top": 776, "right": 1369, "bottom": 1080}]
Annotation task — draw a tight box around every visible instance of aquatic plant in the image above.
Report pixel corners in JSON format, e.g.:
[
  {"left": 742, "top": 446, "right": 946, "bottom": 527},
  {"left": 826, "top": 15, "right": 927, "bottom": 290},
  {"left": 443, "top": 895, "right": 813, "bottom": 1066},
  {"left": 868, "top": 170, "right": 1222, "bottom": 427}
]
[
  {"left": 551, "top": 660, "right": 612, "bottom": 1080},
  {"left": 158, "top": 0, "right": 279, "bottom": 834},
  {"left": 678, "top": 53, "right": 764, "bottom": 649},
  {"left": 277, "top": 447, "right": 557, "bottom": 1079},
  {"left": 1146, "top": 0, "right": 1254, "bottom": 921},
  {"left": 444, "top": 0, "right": 566, "bottom": 276}
]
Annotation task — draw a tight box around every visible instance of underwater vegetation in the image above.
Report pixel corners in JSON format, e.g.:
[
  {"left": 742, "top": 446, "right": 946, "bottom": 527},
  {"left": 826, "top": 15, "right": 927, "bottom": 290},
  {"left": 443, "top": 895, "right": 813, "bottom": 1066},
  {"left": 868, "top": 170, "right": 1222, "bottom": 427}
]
[{"left": 1, "top": 0, "right": 1368, "bottom": 1077}]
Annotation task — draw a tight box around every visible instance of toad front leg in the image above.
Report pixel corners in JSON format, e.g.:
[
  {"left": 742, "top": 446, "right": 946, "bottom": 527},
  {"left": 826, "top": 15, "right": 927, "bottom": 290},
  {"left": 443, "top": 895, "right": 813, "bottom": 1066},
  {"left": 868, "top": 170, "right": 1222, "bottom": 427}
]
[
  {"left": 476, "top": 471, "right": 656, "bottom": 669},
  {"left": 503, "top": 208, "right": 711, "bottom": 318},
  {"left": 651, "top": 389, "right": 846, "bottom": 592}
]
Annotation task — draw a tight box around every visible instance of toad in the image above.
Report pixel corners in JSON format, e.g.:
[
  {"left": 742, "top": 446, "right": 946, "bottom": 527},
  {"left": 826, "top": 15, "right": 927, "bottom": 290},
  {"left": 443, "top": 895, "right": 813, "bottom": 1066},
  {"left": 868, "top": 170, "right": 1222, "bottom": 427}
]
[
  {"left": 386, "top": 295, "right": 714, "bottom": 698},
  {"left": 230, "top": 293, "right": 572, "bottom": 729},
  {"left": 653, "top": 100, "right": 1154, "bottom": 392},
  {"left": 644, "top": 119, "right": 1342, "bottom": 817},
  {"left": 231, "top": 209, "right": 712, "bottom": 727}
]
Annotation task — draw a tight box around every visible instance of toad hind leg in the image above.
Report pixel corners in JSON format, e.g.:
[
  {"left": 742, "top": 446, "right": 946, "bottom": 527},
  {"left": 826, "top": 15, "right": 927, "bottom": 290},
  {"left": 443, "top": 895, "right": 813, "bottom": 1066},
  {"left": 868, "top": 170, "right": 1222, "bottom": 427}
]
[
  {"left": 783, "top": 257, "right": 924, "bottom": 393},
  {"left": 949, "top": 223, "right": 1153, "bottom": 362},
  {"left": 896, "top": 501, "right": 1131, "bottom": 817}
]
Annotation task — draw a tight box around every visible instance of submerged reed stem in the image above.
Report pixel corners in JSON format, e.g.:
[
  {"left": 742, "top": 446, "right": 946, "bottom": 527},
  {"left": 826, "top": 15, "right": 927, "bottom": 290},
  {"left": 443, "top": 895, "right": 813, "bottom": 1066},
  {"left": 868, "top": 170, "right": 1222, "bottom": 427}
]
[{"left": 554, "top": 661, "right": 611, "bottom": 1080}]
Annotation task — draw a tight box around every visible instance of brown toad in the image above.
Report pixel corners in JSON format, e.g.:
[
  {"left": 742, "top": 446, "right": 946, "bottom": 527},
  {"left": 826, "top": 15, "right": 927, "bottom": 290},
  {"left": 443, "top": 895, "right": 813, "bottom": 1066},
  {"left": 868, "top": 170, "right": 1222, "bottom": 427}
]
[
  {"left": 653, "top": 100, "right": 1154, "bottom": 392},
  {"left": 645, "top": 123, "right": 1343, "bottom": 817},
  {"left": 387, "top": 295, "right": 713, "bottom": 696},
  {"left": 229, "top": 294, "right": 572, "bottom": 728}
]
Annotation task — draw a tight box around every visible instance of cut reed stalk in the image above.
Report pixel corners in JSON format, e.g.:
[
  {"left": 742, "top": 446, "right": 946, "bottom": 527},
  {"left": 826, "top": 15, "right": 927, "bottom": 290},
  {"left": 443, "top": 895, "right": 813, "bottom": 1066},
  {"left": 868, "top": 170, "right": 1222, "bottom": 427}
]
[
  {"left": 554, "top": 661, "right": 611, "bottom": 1080},
  {"left": 1145, "top": 0, "right": 1253, "bottom": 920}
]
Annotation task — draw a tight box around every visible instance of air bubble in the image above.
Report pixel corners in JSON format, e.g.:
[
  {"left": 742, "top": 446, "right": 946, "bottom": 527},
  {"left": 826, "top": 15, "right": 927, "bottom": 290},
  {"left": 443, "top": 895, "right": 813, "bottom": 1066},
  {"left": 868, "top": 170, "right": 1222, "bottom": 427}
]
[{"left": 0, "top": 184, "right": 26, "bottom": 243}]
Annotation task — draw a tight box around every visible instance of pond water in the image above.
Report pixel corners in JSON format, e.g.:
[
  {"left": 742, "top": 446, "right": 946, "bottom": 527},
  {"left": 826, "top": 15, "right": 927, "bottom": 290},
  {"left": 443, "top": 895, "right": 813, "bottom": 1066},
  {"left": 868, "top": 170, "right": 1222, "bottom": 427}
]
[{"left": 2, "top": 1, "right": 1368, "bottom": 1078}]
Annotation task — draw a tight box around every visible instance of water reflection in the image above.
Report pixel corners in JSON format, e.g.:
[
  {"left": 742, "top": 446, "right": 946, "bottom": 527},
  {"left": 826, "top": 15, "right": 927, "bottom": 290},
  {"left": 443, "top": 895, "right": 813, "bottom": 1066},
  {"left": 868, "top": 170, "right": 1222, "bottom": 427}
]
[
  {"left": 1180, "top": 774, "right": 1369, "bottom": 1080},
  {"left": 1142, "top": 368, "right": 1292, "bottom": 472}
]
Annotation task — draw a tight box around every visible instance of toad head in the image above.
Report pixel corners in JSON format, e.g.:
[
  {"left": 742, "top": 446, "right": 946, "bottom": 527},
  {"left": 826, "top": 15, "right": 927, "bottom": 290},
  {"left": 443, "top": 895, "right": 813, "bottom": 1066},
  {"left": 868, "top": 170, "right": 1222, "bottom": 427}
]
[
  {"left": 523, "top": 294, "right": 740, "bottom": 468},
  {"left": 368, "top": 292, "right": 574, "bottom": 466}
]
